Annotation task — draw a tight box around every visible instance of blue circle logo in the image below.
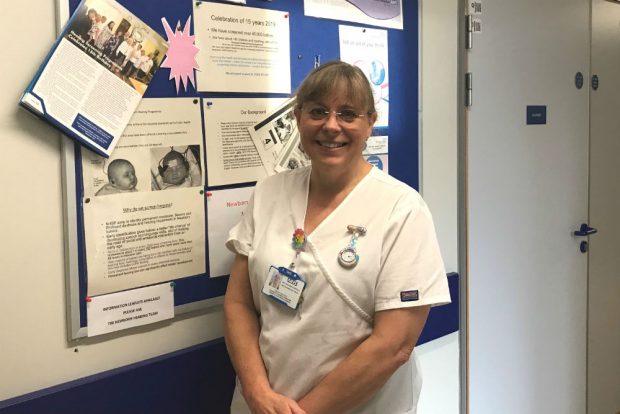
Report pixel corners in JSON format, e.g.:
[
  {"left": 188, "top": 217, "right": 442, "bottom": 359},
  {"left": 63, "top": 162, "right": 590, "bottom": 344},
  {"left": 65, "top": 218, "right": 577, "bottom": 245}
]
[{"left": 367, "top": 155, "right": 383, "bottom": 170}]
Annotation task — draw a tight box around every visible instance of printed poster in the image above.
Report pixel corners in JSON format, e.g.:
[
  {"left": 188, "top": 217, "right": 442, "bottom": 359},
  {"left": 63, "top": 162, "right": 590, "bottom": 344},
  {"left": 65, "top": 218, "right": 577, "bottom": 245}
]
[
  {"left": 339, "top": 25, "right": 389, "bottom": 127},
  {"left": 82, "top": 98, "right": 206, "bottom": 296},
  {"left": 363, "top": 135, "right": 389, "bottom": 173},
  {"left": 203, "top": 98, "right": 285, "bottom": 186},
  {"left": 193, "top": 2, "right": 291, "bottom": 93},
  {"left": 305, "top": 0, "right": 403, "bottom": 30},
  {"left": 207, "top": 186, "right": 255, "bottom": 277},
  {"left": 20, "top": 0, "right": 168, "bottom": 157},
  {"left": 87, "top": 282, "right": 174, "bottom": 336}
]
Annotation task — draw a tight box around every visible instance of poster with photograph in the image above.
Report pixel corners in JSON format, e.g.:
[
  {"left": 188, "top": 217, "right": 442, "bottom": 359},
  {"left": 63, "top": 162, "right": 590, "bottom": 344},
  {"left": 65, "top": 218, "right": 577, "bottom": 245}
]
[
  {"left": 305, "top": 0, "right": 403, "bottom": 30},
  {"left": 339, "top": 25, "right": 389, "bottom": 127},
  {"left": 82, "top": 97, "right": 206, "bottom": 296},
  {"left": 82, "top": 98, "right": 204, "bottom": 197},
  {"left": 203, "top": 98, "right": 286, "bottom": 186},
  {"left": 193, "top": 2, "right": 291, "bottom": 93},
  {"left": 20, "top": 0, "right": 168, "bottom": 157},
  {"left": 248, "top": 97, "right": 311, "bottom": 175}
]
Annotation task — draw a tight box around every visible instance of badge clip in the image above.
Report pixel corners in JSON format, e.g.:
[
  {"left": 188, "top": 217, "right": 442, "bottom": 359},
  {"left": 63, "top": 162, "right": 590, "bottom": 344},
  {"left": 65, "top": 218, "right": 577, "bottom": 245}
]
[{"left": 338, "top": 225, "right": 366, "bottom": 268}]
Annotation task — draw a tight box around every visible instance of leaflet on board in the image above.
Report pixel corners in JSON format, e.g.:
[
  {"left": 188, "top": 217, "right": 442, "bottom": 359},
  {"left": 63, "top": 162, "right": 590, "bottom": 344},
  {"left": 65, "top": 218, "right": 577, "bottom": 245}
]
[{"left": 19, "top": 0, "right": 168, "bottom": 157}]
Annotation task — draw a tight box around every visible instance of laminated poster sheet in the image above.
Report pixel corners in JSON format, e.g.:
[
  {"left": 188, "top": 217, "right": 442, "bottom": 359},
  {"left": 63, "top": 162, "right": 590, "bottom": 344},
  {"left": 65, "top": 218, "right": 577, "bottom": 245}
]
[
  {"left": 193, "top": 1, "right": 291, "bottom": 93},
  {"left": 82, "top": 98, "right": 206, "bottom": 296},
  {"left": 204, "top": 98, "right": 285, "bottom": 186},
  {"left": 305, "top": 0, "right": 403, "bottom": 30},
  {"left": 339, "top": 25, "right": 389, "bottom": 128}
]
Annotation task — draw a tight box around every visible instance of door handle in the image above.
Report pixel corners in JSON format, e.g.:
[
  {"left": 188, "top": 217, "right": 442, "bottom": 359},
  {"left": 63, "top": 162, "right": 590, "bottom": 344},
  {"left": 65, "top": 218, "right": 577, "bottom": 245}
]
[{"left": 574, "top": 223, "right": 598, "bottom": 237}]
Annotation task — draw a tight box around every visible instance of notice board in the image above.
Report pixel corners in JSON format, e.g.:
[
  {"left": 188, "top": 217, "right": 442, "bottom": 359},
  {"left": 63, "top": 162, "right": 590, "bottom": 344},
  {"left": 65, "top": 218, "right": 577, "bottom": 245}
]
[{"left": 57, "top": 0, "right": 420, "bottom": 339}]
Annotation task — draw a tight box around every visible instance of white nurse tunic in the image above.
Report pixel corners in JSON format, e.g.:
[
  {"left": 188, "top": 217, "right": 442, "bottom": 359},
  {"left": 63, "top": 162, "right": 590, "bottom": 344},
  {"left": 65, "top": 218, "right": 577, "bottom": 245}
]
[{"left": 226, "top": 166, "right": 451, "bottom": 414}]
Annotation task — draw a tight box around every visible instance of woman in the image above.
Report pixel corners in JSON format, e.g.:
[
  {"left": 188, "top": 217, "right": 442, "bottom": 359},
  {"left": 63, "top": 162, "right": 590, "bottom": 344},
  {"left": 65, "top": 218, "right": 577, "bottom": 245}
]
[
  {"left": 115, "top": 35, "right": 131, "bottom": 66},
  {"left": 72, "top": 6, "right": 94, "bottom": 40},
  {"left": 122, "top": 42, "right": 142, "bottom": 78},
  {"left": 95, "top": 20, "right": 114, "bottom": 50},
  {"left": 224, "top": 61, "right": 450, "bottom": 414},
  {"left": 102, "top": 30, "right": 123, "bottom": 60},
  {"left": 86, "top": 13, "right": 102, "bottom": 45}
]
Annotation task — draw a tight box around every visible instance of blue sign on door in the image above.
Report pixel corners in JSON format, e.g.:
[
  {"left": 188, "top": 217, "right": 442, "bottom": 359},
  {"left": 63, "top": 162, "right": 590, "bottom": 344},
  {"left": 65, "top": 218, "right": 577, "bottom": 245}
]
[{"left": 526, "top": 105, "right": 547, "bottom": 125}]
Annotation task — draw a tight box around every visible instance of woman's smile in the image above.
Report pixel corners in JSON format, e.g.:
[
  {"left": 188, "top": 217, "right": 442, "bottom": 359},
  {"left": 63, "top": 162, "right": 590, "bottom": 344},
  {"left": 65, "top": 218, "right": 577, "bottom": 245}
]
[{"left": 316, "top": 140, "right": 347, "bottom": 149}]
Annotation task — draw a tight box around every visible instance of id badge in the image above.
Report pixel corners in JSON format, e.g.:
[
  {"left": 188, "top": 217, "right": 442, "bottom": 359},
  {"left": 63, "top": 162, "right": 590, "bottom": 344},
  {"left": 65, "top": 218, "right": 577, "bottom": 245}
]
[{"left": 262, "top": 266, "right": 306, "bottom": 310}]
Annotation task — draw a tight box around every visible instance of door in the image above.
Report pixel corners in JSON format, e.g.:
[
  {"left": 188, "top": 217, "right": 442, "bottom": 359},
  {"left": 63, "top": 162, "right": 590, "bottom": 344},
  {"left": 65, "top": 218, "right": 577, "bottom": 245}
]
[
  {"left": 588, "top": 1, "right": 620, "bottom": 412},
  {"left": 466, "top": 0, "right": 590, "bottom": 412}
]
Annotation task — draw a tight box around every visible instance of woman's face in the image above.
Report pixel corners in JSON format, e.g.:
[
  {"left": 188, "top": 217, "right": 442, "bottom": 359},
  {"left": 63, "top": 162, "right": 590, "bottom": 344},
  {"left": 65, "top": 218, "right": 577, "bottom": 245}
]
[{"left": 295, "top": 83, "right": 374, "bottom": 174}]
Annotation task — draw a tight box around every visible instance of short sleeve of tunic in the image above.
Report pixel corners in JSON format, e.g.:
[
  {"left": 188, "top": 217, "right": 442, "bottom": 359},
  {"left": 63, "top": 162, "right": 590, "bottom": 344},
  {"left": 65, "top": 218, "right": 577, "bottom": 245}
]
[
  {"left": 374, "top": 192, "right": 451, "bottom": 311},
  {"left": 226, "top": 191, "right": 255, "bottom": 257}
]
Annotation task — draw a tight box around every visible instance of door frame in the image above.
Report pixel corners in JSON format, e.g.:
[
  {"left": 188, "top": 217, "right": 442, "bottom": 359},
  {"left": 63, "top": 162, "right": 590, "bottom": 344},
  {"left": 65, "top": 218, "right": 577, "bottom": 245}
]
[{"left": 457, "top": 0, "right": 468, "bottom": 412}]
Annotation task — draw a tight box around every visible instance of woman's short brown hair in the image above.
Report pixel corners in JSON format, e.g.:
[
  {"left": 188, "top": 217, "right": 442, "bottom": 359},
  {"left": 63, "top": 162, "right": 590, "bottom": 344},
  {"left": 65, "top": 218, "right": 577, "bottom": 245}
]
[{"left": 295, "top": 61, "right": 376, "bottom": 116}]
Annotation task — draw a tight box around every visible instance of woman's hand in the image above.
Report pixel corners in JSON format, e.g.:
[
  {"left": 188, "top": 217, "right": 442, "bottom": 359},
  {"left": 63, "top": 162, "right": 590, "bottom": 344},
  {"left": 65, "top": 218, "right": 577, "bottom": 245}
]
[{"left": 245, "top": 387, "right": 306, "bottom": 414}]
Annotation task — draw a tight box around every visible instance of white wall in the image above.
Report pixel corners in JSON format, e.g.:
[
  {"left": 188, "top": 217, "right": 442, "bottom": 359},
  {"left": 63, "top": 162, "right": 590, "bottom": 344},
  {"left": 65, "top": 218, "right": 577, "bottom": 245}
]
[
  {"left": 417, "top": 332, "right": 460, "bottom": 414},
  {"left": 0, "top": 1, "right": 460, "bottom": 408},
  {"left": 0, "top": 1, "right": 225, "bottom": 400},
  {"left": 418, "top": 0, "right": 461, "bottom": 413},
  {"left": 420, "top": 0, "right": 459, "bottom": 274}
]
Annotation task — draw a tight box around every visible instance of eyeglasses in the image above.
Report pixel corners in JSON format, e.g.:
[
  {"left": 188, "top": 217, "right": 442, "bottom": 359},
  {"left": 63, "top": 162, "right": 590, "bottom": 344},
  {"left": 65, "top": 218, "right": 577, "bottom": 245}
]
[{"left": 303, "top": 106, "right": 371, "bottom": 124}]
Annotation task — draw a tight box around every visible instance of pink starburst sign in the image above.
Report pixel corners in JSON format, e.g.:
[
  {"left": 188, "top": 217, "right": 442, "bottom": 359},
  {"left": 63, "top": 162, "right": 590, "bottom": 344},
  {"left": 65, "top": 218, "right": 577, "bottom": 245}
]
[{"left": 160, "top": 16, "right": 200, "bottom": 94}]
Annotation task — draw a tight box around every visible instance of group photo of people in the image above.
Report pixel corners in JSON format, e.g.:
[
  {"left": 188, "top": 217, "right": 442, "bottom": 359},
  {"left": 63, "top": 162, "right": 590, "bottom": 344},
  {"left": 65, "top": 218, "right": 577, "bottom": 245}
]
[{"left": 66, "top": 0, "right": 168, "bottom": 92}]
